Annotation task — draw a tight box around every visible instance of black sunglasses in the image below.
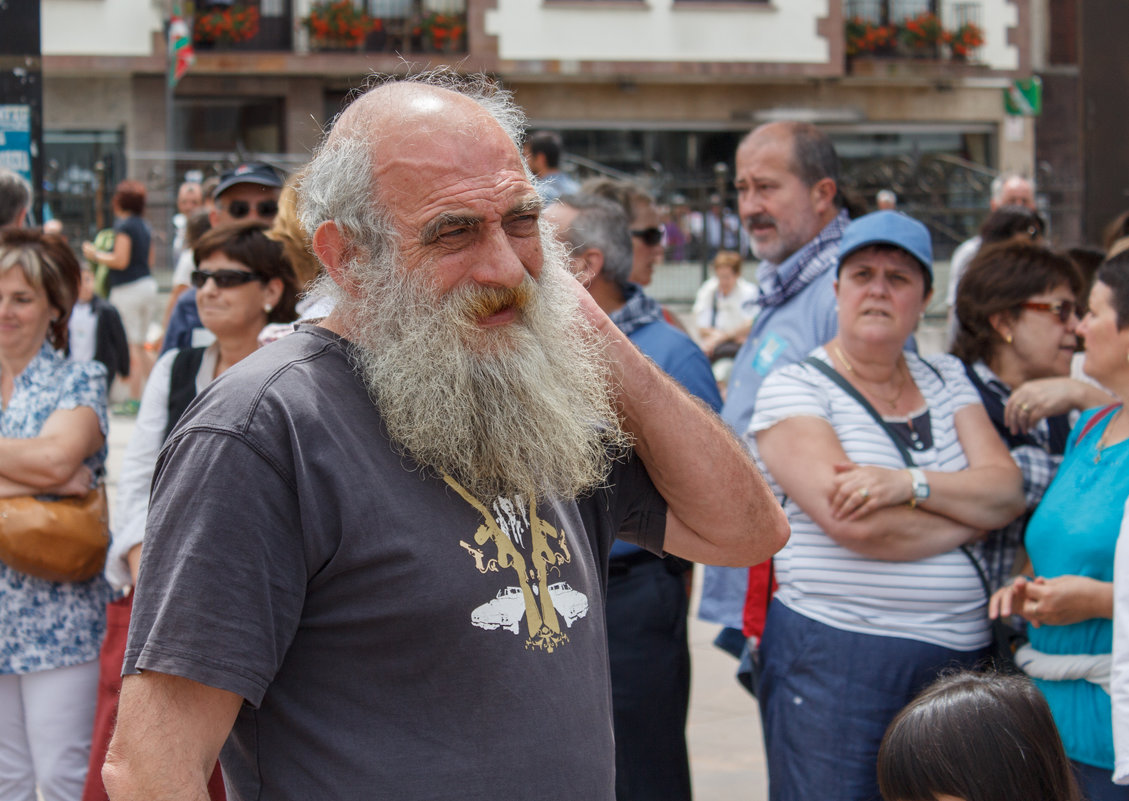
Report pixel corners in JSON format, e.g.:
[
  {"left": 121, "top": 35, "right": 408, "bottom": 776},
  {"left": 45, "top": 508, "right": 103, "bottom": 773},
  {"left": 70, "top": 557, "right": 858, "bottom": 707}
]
[
  {"left": 631, "top": 227, "right": 663, "bottom": 247},
  {"left": 190, "top": 269, "right": 266, "bottom": 289},
  {"left": 1021, "top": 299, "right": 1076, "bottom": 324},
  {"left": 223, "top": 199, "right": 279, "bottom": 220}
]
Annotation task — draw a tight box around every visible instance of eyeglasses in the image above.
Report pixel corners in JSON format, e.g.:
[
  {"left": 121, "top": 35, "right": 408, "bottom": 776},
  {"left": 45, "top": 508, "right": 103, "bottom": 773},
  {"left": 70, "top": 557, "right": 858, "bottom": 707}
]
[
  {"left": 1021, "top": 299, "right": 1076, "bottom": 324},
  {"left": 631, "top": 227, "right": 663, "bottom": 247},
  {"left": 221, "top": 199, "right": 279, "bottom": 220},
  {"left": 190, "top": 269, "right": 265, "bottom": 289}
]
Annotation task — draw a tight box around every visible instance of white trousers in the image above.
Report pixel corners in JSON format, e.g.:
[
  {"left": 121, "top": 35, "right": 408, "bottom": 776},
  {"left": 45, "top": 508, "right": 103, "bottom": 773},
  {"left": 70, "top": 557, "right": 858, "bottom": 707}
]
[{"left": 0, "top": 660, "right": 99, "bottom": 801}]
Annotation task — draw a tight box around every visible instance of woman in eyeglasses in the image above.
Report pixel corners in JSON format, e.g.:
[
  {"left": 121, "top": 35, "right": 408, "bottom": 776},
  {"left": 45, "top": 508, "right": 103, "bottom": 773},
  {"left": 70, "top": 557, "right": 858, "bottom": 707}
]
[
  {"left": 81, "top": 180, "right": 160, "bottom": 414},
  {"left": 951, "top": 240, "right": 1110, "bottom": 593},
  {"left": 81, "top": 222, "right": 298, "bottom": 801},
  {"left": 988, "top": 252, "right": 1129, "bottom": 801}
]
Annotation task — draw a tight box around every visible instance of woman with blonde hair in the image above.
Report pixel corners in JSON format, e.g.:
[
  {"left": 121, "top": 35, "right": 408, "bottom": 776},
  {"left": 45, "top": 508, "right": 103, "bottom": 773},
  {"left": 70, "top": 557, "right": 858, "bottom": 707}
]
[{"left": 0, "top": 228, "right": 110, "bottom": 801}]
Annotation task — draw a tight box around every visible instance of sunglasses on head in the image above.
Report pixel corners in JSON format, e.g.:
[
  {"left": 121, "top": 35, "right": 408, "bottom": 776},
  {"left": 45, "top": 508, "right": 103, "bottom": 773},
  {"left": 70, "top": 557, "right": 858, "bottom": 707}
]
[
  {"left": 223, "top": 199, "right": 279, "bottom": 220},
  {"left": 1021, "top": 299, "right": 1076, "bottom": 324},
  {"left": 190, "top": 269, "right": 266, "bottom": 290},
  {"left": 631, "top": 227, "right": 663, "bottom": 247}
]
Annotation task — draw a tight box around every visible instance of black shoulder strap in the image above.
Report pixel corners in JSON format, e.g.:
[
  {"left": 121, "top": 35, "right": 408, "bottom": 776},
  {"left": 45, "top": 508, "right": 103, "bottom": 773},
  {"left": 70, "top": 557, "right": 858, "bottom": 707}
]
[
  {"left": 165, "top": 347, "right": 206, "bottom": 443},
  {"left": 802, "top": 357, "right": 996, "bottom": 598},
  {"left": 961, "top": 362, "right": 1073, "bottom": 455},
  {"left": 803, "top": 356, "right": 917, "bottom": 467}
]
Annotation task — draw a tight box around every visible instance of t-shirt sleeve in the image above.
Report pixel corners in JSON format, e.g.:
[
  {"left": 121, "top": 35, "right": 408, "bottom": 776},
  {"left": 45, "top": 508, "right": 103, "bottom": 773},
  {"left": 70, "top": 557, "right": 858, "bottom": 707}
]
[
  {"left": 597, "top": 447, "right": 667, "bottom": 556},
  {"left": 929, "top": 353, "right": 982, "bottom": 411},
  {"left": 747, "top": 361, "right": 830, "bottom": 438},
  {"left": 58, "top": 360, "right": 109, "bottom": 441},
  {"left": 123, "top": 428, "right": 307, "bottom": 707}
]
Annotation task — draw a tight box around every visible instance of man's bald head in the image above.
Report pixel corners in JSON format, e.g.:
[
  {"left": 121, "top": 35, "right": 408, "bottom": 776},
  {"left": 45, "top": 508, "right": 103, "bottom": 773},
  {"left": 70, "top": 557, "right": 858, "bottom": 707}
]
[
  {"left": 741, "top": 121, "right": 842, "bottom": 202},
  {"left": 990, "top": 174, "right": 1035, "bottom": 211},
  {"left": 299, "top": 73, "right": 528, "bottom": 261}
]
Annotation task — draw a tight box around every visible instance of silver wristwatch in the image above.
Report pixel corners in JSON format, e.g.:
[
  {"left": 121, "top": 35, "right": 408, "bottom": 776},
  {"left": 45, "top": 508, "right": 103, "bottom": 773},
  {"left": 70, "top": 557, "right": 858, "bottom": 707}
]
[{"left": 908, "top": 468, "right": 930, "bottom": 507}]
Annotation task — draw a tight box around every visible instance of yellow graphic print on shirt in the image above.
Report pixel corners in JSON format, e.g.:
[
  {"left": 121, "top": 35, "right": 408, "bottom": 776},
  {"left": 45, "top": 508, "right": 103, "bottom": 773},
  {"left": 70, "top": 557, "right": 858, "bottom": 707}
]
[{"left": 444, "top": 474, "right": 589, "bottom": 653}]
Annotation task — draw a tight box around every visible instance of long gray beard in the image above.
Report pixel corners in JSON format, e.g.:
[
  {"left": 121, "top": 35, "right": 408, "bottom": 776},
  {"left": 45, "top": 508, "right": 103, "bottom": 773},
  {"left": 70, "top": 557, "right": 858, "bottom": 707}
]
[{"left": 340, "top": 234, "right": 628, "bottom": 502}]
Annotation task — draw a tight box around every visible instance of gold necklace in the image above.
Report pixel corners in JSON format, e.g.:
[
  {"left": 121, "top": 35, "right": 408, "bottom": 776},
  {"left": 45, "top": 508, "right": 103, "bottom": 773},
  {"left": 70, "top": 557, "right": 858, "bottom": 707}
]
[
  {"left": 1094, "top": 408, "right": 1124, "bottom": 464},
  {"left": 833, "top": 344, "right": 906, "bottom": 411}
]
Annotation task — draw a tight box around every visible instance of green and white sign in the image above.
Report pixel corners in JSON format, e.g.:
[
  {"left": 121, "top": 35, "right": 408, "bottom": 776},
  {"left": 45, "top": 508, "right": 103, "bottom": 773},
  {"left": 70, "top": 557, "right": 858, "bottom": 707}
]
[{"left": 1004, "top": 77, "right": 1043, "bottom": 116}]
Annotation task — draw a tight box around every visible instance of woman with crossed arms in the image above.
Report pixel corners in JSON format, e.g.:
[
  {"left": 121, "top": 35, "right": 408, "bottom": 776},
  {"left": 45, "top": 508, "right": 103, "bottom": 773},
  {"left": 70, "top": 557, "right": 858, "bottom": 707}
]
[{"left": 749, "top": 211, "right": 1024, "bottom": 801}]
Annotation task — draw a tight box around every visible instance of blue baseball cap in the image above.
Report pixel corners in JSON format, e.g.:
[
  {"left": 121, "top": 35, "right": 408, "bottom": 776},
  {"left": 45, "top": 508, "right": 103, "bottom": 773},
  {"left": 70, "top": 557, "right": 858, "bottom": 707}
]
[{"left": 837, "top": 211, "right": 933, "bottom": 278}]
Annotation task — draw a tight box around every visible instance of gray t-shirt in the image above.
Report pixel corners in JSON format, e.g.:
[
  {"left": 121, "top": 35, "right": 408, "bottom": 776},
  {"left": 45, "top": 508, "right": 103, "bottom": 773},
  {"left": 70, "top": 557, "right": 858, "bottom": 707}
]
[{"left": 124, "top": 325, "right": 667, "bottom": 801}]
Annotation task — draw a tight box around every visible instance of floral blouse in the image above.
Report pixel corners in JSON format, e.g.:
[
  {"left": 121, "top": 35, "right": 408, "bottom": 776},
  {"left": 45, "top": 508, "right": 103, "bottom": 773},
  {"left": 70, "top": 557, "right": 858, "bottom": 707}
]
[{"left": 0, "top": 341, "right": 112, "bottom": 674}]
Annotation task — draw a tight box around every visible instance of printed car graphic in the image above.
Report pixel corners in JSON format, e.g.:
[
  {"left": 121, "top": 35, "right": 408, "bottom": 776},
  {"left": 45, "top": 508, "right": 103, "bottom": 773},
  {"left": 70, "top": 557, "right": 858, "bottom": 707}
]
[{"left": 471, "top": 582, "right": 589, "bottom": 634}]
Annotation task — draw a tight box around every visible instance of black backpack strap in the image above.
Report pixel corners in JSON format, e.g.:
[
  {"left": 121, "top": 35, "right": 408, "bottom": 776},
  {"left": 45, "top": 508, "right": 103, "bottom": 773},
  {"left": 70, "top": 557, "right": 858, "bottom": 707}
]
[
  {"left": 165, "top": 347, "right": 207, "bottom": 443},
  {"left": 803, "top": 355, "right": 917, "bottom": 467}
]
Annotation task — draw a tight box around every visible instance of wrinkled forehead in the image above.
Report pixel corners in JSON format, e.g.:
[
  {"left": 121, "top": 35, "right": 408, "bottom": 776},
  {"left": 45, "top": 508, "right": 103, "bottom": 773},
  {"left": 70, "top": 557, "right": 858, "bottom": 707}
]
[
  {"left": 337, "top": 84, "right": 521, "bottom": 176},
  {"left": 334, "top": 85, "right": 532, "bottom": 221}
]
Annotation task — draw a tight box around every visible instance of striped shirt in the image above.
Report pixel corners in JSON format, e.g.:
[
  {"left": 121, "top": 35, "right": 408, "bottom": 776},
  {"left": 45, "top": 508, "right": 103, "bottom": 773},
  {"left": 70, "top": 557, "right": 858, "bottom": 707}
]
[{"left": 748, "top": 347, "right": 991, "bottom": 651}]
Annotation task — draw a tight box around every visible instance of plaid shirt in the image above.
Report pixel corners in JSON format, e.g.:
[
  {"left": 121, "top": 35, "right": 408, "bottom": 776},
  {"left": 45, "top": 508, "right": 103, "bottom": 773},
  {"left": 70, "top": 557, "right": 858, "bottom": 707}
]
[
  {"left": 609, "top": 283, "right": 664, "bottom": 336},
  {"left": 755, "top": 210, "right": 851, "bottom": 309},
  {"left": 971, "top": 360, "right": 1064, "bottom": 590}
]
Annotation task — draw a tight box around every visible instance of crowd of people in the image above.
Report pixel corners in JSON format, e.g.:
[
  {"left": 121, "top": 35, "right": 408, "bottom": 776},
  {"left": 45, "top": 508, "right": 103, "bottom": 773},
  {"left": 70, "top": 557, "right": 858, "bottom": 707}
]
[{"left": 0, "top": 70, "right": 1128, "bottom": 801}]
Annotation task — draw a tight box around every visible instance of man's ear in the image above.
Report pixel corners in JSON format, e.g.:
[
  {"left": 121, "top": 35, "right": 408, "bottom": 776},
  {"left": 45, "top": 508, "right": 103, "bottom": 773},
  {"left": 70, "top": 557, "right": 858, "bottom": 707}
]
[
  {"left": 810, "top": 177, "right": 837, "bottom": 215},
  {"left": 312, "top": 221, "right": 362, "bottom": 298},
  {"left": 576, "top": 247, "right": 605, "bottom": 286}
]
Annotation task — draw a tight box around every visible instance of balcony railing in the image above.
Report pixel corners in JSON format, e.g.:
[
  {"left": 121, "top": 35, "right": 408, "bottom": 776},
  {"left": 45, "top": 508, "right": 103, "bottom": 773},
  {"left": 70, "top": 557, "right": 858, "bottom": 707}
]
[
  {"left": 844, "top": 0, "right": 983, "bottom": 64},
  {"left": 191, "top": 0, "right": 467, "bottom": 57}
]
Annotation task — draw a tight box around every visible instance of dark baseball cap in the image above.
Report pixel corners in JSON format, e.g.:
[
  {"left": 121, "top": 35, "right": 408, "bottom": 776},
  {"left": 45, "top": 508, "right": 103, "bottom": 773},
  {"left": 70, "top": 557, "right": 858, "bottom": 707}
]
[{"left": 214, "top": 162, "right": 284, "bottom": 198}]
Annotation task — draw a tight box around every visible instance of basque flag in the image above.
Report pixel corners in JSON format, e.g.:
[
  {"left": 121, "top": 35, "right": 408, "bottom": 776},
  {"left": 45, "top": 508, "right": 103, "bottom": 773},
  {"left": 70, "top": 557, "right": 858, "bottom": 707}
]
[{"left": 168, "top": 11, "right": 195, "bottom": 88}]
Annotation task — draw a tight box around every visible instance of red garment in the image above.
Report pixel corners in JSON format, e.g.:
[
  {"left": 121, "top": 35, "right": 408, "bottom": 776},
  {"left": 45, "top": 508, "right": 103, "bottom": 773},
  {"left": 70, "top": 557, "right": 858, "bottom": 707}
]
[
  {"left": 741, "top": 559, "right": 777, "bottom": 641},
  {"left": 82, "top": 593, "right": 226, "bottom": 801}
]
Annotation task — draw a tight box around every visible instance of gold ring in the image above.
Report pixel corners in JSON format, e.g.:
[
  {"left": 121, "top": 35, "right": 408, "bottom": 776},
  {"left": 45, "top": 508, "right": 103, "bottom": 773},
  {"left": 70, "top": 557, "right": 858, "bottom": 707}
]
[
  {"left": 858, "top": 487, "right": 869, "bottom": 500},
  {"left": 1020, "top": 402, "right": 1030, "bottom": 412}
]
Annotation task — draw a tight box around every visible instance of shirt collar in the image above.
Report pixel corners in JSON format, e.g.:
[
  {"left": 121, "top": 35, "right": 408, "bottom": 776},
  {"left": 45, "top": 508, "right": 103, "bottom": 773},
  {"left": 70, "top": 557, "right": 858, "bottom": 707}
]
[
  {"left": 609, "top": 283, "right": 665, "bottom": 336},
  {"left": 755, "top": 209, "right": 850, "bottom": 307}
]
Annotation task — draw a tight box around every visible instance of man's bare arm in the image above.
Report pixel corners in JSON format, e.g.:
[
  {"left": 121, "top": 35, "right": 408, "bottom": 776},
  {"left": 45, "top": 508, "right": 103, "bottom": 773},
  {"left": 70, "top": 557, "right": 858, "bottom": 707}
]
[
  {"left": 573, "top": 285, "right": 788, "bottom": 567},
  {"left": 104, "top": 672, "right": 242, "bottom": 801}
]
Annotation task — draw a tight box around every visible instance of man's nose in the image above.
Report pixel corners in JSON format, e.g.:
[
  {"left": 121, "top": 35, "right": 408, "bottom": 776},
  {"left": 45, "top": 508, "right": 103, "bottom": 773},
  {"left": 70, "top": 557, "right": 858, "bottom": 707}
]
[
  {"left": 738, "top": 193, "right": 762, "bottom": 223},
  {"left": 469, "top": 230, "right": 534, "bottom": 288}
]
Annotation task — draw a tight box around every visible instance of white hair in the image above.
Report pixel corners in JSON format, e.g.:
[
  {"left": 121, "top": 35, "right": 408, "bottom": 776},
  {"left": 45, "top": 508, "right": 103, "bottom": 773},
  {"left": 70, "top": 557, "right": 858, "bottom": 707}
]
[
  {"left": 990, "top": 173, "right": 1034, "bottom": 202},
  {"left": 298, "top": 69, "right": 527, "bottom": 265}
]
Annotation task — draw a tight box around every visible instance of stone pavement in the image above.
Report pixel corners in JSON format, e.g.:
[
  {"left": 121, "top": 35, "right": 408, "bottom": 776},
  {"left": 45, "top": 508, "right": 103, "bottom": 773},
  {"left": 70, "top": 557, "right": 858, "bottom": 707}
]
[{"left": 686, "top": 582, "right": 768, "bottom": 800}]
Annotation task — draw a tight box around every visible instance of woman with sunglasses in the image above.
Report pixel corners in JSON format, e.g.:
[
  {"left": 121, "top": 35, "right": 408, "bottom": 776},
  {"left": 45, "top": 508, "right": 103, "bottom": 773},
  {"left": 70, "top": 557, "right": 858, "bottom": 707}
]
[
  {"left": 81, "top": 180, "right": 160, "bottom": 414},
  {"left": 81, "top": 222, "right": 298, "bottom": 801},
  {"left": 951, "top": 241, "right": 1109, "bottom": 594},
  {"left": 989, "top": 251, "right": 1129, "bottom": 801}
]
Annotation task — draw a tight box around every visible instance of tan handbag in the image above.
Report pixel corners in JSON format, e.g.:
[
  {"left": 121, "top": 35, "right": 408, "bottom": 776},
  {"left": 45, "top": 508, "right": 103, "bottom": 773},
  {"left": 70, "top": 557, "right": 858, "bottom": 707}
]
[{"left": 0, "top": 484, "right": 110, "bottom": 583}]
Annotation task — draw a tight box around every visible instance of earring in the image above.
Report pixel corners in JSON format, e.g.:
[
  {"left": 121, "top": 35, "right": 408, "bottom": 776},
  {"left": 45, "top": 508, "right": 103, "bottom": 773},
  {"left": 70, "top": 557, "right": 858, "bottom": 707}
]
[
  {"left": 264, "top": 304, "right": 273, "bottom": 314},
  {"left": 1005, "top": 334, "right": 1013, "bottom": 344}
]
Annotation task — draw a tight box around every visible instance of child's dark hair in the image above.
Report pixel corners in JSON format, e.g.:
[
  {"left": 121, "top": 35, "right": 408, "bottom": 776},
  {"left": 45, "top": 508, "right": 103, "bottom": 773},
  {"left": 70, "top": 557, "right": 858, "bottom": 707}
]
[{"left": 878, "top": 671, "right": 1081, "bottom": 801}]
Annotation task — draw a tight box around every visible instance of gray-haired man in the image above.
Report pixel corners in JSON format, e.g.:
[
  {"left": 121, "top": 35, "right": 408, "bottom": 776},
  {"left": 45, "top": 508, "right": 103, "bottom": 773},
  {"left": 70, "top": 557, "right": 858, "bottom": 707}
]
[{"left": 105, "top": 74, "right": 787, "bottom": 801}]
